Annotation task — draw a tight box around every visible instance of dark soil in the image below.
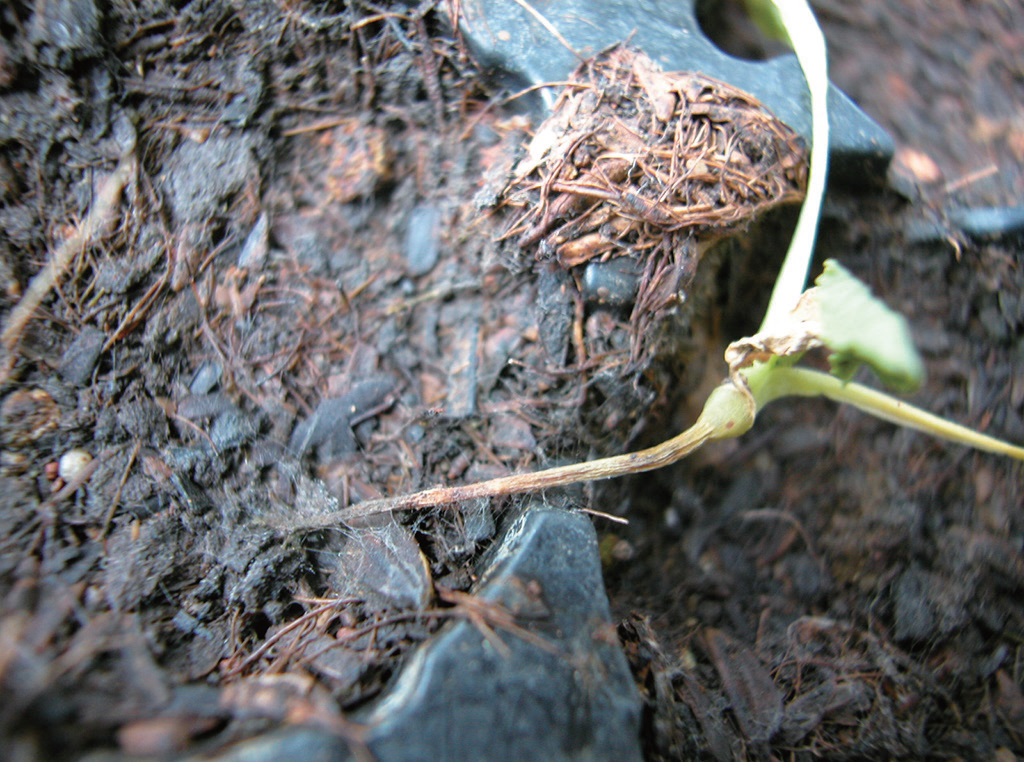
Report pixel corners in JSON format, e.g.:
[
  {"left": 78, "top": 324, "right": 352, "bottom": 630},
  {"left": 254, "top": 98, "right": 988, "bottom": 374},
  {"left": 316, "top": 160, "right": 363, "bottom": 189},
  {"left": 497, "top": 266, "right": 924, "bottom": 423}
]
[
  {"left": 609, "top": 0, "right": 1024, "bottom": 759},
  {"left": 0, "top": 0, "right": 1021, "bottom": 760}
]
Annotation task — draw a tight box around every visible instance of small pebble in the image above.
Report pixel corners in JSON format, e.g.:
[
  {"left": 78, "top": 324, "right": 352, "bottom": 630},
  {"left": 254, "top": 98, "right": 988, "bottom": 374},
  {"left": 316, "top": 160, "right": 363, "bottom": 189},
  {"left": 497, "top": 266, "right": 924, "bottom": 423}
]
[
  {"left": 58, "top": 449, "right": 93, "bottom": 484},
  {"left": 237, "top": 211, "right": 269, "bottom": 269},
  {"left": 188, "top": 361, "right": 223, "bottom": 395},
  {"left": 58, "top": 327, "right": 106, "bottom": 386},
  {"left": 892, "top": 146, "right": 942, "bottom": 184},
  {"left": 948, "top": 206, "right": 1024, "bottom": 242},
  {"left": 404, "top": 205, "right": 441, "bottom": 277},
  {"left": 582, "top": 257, "right": 642, "bottom": 306}
]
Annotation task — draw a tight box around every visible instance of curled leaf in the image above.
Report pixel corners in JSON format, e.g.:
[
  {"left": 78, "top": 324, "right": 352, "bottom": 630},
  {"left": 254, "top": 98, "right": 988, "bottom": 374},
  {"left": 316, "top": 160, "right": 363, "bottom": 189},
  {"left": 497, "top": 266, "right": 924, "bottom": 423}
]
[
  {"left": 725, "top": 288, "right": 822, "bottom": 375},
  {"left": 727, "top": 260, "right": 923, "bottom": 393}
]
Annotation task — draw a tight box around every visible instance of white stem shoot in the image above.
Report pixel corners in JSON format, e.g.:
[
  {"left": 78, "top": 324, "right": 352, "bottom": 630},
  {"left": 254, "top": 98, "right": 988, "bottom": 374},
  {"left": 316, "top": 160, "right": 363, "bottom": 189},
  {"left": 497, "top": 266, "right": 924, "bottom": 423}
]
[{"left": 759, "top": 0, "right": 830, "bottom": 333}]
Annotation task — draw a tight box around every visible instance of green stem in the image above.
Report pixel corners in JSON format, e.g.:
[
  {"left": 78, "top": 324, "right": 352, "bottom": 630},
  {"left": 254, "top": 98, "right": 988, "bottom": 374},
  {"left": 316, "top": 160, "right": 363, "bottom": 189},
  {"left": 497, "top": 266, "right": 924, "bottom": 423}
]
[{"left": 754, "top": 366, "right": 1024, "bottom": 461}]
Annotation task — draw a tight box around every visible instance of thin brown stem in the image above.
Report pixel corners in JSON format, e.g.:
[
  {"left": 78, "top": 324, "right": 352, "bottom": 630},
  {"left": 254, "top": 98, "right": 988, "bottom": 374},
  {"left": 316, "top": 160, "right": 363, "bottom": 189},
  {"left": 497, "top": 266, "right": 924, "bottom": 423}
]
[{"left": 280, "top": 420, "right": 717, "bottom": 532}]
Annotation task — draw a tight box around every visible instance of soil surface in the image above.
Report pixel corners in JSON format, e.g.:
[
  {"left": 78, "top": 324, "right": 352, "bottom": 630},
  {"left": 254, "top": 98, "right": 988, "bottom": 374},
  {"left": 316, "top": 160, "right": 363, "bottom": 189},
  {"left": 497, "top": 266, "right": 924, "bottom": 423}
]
[{"left": 0, "top": 0, "right": 1022, "bottom": 760}]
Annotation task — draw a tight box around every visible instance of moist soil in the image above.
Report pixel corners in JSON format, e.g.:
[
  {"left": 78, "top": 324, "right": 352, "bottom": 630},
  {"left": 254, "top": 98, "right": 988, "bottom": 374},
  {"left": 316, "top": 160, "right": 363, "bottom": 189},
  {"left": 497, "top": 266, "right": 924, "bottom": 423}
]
[{"left": 0, "top": 0, "right": 1022, "bottom": 760}]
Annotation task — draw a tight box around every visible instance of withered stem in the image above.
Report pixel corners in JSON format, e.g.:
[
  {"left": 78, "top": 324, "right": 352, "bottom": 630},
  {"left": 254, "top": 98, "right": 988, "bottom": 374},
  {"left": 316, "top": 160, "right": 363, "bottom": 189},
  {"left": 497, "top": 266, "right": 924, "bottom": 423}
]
[
  {"left": 297, "top": 420, "right": 718, "bottom": 530},
  {"left": 277, "top": 381, "right": 757, "bottom": 532}
]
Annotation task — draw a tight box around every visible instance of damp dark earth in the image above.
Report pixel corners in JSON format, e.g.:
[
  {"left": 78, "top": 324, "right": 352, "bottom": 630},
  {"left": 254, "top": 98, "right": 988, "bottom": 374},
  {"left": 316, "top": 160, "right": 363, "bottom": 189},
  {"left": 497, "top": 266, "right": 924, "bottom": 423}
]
[{"left": 1, "top": 0, "right": 1022, "bottom": 760}]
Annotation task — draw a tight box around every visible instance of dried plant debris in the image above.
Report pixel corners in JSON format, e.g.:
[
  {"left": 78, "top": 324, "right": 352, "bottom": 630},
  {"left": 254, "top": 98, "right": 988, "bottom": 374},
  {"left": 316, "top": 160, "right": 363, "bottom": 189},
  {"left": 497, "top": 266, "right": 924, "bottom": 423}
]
[{"left": 499, "top": 46, "right": 807, "bottom": 363}]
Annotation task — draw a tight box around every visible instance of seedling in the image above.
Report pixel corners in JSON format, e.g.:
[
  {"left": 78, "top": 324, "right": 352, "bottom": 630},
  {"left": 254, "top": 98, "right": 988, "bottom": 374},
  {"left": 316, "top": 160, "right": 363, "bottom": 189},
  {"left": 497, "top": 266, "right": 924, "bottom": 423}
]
[{"left": 279, "top": 0, "right": 1022, "bottom": 532}]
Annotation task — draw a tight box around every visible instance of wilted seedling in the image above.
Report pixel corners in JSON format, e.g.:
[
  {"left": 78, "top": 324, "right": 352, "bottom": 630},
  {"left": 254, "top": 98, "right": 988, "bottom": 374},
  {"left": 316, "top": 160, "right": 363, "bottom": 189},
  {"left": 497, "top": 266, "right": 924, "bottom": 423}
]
[{"left": 271, "top": 0, "right": 1022, "bottom": 534}]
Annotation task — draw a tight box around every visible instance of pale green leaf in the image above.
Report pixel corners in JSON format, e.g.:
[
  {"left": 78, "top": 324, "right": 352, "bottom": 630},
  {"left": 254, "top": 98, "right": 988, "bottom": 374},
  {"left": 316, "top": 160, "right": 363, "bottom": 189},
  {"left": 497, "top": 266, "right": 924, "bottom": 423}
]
[{"left": 815, "top": 259, "right": 925, "bottom": 391}]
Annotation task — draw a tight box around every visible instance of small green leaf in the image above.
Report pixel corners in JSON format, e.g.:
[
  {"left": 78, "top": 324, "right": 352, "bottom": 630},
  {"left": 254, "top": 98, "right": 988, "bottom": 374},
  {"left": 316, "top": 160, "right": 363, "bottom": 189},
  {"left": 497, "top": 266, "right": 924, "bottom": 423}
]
[{"left": 815, "top": 259, "right": 925, "bottom": 391}]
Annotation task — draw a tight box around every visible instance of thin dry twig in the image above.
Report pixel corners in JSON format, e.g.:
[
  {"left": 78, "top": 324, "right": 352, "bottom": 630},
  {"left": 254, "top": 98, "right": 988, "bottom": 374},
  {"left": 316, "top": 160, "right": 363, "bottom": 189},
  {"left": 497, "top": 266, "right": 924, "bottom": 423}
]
[
  {"left": 439, "top": 585, "right": 563, "bottom": 657},
  {"left": 222, "top": 597, "right": 360, "bottom": 678},
  {"left": 1, "top": 153, "right": 136, "bottom": 382},
  {"left": 97, "top": 439, "right": 142, "bottom": 542}
]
